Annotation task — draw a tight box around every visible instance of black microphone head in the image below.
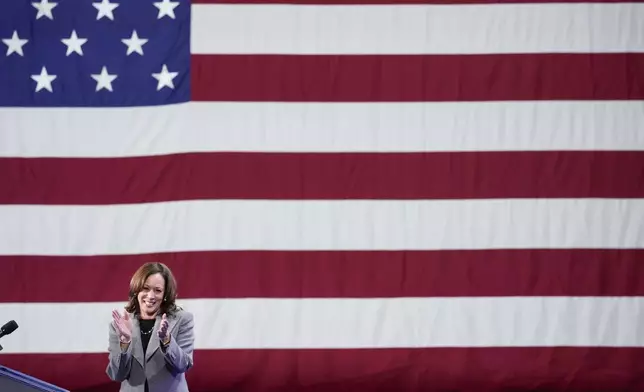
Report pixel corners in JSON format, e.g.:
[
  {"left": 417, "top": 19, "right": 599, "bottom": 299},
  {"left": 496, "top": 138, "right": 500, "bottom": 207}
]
[{"left": 1, "top": 320, "right": 18, "bottom": 335}]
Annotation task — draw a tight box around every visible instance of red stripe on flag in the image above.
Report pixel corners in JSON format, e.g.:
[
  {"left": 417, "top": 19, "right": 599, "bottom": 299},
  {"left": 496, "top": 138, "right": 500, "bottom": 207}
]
[
  {"left": 2, "top": 151, "right": 643, "bottom": 204},
  {"left": 2, "top": 249, "right": 644, "bottom": 302},
  {"left": 191, "top": 54, "right": 644, "bottom": 102},
  {"left": 2, "top": 348, "right": 644, "bottom": 392}
]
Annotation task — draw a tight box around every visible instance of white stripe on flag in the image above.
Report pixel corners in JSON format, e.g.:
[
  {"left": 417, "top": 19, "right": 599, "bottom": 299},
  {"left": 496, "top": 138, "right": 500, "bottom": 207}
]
[
  {"left": 0, "top": 199, "right": 642, "bottom": 255},
  {"left": 1, "top": 101, "right": 642, "bottom": 157},
  {"left": 0, "top": 297, "right": 642, "bottom": 354},
  {"left": 191, "top": 3, "right": 644, "bottom": 54}
]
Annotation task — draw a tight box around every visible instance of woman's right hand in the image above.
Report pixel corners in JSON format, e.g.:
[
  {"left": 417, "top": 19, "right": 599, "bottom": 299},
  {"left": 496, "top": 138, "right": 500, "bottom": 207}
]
[{"left": 112, "top": 309, "right": 133, "bottom": 342}]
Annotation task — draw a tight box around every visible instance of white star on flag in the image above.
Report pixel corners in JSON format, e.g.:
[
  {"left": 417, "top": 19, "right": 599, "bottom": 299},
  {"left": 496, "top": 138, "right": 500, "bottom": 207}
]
[
  {"left": 91, "top": 66, "right": 118, "bottom": 92},
  {"left": 153, "top": 0, "right": 180, "bottom": 19},
  {"left": 152, "top": 64, "right": 178, "bottom": 90},
  {"left": 3, "top": 31, "right": 29, "bottom": 57},
  {"left": 31, "top": 66, "right": 57, "bottom": 92},
  {"left": 122, "top": 30, "right": 148, "bottom": 56},
  {"left": 61, "top": 30, "right": 88, "bottom": 56},
  {"left": 32, "top": 0, "right": 57, "bottom": 20},
  {"left": 93, "top": 0, "right": 119, "bottom": 21}
]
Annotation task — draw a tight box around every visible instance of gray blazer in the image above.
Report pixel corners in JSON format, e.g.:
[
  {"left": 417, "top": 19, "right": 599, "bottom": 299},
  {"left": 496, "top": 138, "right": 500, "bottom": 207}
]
[{"left": 106, "top": 309, "right": 195, "bottom": 392}]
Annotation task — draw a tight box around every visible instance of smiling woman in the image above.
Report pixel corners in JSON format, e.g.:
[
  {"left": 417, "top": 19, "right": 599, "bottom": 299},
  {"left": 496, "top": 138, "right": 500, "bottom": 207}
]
[
  {"left": 126, "top": 262, "right": 179, "bottom": 319},
  {"left": 107, "top": 262, "right": 195, "bottom": 392}
]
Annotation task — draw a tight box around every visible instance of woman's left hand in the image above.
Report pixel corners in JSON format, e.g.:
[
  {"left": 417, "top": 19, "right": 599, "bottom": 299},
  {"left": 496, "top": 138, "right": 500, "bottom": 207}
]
[{"left": 157, "top": 313, "right": 170, "bottom": 344}]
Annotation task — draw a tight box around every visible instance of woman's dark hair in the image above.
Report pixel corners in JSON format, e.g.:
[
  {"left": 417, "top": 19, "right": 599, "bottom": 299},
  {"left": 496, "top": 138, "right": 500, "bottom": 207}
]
[{"left": 125, "top": 262, "right": 180, "bottom": 317}]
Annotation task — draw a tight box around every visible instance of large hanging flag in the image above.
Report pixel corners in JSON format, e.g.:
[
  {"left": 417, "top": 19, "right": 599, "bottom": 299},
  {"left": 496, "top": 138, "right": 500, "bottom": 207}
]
[{"left": 1, "top": 0, "right": 643, "bottom": 391}]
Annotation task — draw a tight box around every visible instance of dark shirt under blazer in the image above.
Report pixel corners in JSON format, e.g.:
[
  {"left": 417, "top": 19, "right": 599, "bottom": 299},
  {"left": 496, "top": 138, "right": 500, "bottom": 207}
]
[{"left": 106, "top": 309, "right": 195, "bottom": 392}]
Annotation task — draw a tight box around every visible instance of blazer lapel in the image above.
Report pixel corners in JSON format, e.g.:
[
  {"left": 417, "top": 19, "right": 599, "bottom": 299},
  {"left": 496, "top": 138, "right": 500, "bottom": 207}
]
[
  {"left": 131, "top": 316, "right": 145, "bottom": 365},
  {"left": 144, "top": 317, "right": 161, "bottom": 363},
  {"left": 145, "top": 314, "right": 179, "bottom": 362}
]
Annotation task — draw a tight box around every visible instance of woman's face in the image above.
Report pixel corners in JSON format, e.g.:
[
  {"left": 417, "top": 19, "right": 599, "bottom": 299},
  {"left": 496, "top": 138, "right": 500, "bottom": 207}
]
[{"left": 137, "top": 272, "right": 165, "bottom": 319}]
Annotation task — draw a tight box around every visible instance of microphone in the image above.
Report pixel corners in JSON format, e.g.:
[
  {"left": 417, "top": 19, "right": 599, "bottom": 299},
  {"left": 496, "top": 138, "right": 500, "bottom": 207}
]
[{"left": 0, "top": 320, "right": 18, "bottom": 339}]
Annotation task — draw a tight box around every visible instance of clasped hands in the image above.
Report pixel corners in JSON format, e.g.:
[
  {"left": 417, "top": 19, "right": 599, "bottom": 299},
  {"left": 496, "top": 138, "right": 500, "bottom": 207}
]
[{"left": 112, "top": 310, "right": 171, "bottom": 346}]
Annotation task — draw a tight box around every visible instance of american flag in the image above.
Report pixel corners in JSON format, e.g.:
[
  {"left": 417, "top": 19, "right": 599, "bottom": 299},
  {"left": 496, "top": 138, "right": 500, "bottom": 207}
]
[{"left": 1, "top": 0, "right": 644, "bottom": 391}]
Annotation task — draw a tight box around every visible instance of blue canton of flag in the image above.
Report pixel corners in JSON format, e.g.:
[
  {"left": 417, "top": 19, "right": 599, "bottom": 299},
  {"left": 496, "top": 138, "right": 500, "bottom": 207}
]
[{"left": 0, "top": 0, "right": 190, "bottom": 107}]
